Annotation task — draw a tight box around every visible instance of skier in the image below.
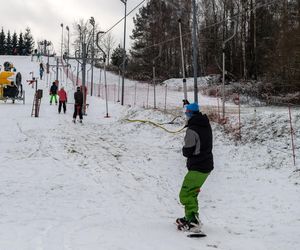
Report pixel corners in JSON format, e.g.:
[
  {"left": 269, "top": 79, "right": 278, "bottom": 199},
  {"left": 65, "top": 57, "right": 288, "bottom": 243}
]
[
  {"left": 39, "top": 63, "right": 44, "bottom": 80},
  {"left": 49, "top": 81, "right": 58, "bottom": 105},
  {"left": 73, "top": 86, "right": 83, "bottom": 123},
  {"left": 58, "top": 86, "right": 67, "bottom": 114},
  {"left": 176, "top": 102, "right": 214, "bottom": 233},
  {"left": 37, "top": 52, "right": 41, "bottom": 62}
]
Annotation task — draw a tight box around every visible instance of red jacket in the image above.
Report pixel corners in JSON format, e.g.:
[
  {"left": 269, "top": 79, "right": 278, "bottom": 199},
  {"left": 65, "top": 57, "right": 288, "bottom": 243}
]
[{"left": 58, "top": 89, "right": 67, "bottom": 102}]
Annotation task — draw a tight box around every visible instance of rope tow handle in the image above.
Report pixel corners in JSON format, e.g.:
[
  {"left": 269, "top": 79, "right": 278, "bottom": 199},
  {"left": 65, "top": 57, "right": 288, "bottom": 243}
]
[
  {"left": 124, "top": 118, "right": 186, "bottom": 134},
  {"left": 156, "top": 115, "right": 181, "bottom": 125}
]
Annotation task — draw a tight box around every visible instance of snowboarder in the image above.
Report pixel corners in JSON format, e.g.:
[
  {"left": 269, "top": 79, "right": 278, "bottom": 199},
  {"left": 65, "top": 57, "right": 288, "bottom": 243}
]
[
  {"left": 58, "top": 86, "right": 67, "bottom": 114},
  {"left": 176, "top": 102, "right": 214, "bottom": 233},
  {"left": 49, "top": 81, "right": 58, "bottom": 105},
  {"left": 73, "top": 86, "right": 83, "bottom": 123}
]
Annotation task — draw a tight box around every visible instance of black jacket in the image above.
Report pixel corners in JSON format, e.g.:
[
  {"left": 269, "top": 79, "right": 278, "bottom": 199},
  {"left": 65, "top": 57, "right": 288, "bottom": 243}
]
[
  {"left": 50, "top": 84, "right": 58, "bottom": 95},
  {"left": 182, "top": 112, "right": 214, "bottom": 173},
  {"left": 74, "top": 91, "right": 83, "bottom": 105}
]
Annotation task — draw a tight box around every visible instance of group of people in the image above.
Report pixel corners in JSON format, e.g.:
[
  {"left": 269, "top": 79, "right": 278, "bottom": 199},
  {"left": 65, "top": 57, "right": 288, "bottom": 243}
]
[{"left": 49, "top": 81, "right": 84, "bottom": 123}]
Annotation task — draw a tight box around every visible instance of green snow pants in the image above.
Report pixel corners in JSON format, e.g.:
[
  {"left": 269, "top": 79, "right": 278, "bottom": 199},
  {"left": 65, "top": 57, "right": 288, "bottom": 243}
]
[
  {"left": 179, "top": 171, "right": 210, "bottom": 221},
  {"left": 50, "top": 94, "right": 57, "bottom": 104}
]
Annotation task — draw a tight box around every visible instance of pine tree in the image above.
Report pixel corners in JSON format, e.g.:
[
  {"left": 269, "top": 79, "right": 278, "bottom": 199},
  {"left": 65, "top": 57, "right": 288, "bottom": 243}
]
[
  {"left": 130, "top": 2, "right": 154, "bottom": 79},
  {"left": 12, "top": 32, "right": 18, "bottom": 55},
  {"left": 18, "top": 32, "right": 25, "bottom": 55},
  {"left": 111, "top": 45, "right": 126, "bottom": 67},
  {"left": 130, "top": 0, "right": 192, "bottom": 80},
  {"left": 0, "top": 28, "right": 6, "bottom": 55},
  {"left": 130, "top": 0, "right": 169, "bottom": 79},
  {"left": 24, "top": 27, "right": 34, "bottom": 55},
  {"left": 6, "top": 30, "right": 12, "bottom": 55}
]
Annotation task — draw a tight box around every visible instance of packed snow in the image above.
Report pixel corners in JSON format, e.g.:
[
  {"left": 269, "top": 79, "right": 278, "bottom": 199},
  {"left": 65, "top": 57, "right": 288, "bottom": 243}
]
[{"left": 0, "top": 56, "right": 299, "bottom": 250}]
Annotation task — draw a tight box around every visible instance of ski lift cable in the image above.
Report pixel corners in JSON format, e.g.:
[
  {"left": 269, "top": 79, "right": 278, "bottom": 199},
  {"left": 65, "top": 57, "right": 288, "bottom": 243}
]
[
  {"left": 125, "top": 118, "right": 186, "bottom": 134},
  {"left": 103, "top": 0, "right": 148, "bottom": 35}
]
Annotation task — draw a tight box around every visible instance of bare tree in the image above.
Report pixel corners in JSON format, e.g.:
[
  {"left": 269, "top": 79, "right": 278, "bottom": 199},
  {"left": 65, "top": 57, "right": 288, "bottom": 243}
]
[{"left": 102, "top": 33, "right": 116, "bottom": 65}]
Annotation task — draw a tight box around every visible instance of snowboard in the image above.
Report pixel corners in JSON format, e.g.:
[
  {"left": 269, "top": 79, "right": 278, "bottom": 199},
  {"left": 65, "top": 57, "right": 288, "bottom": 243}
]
[{"left": 187, "top": 233, "right": 207, "bottom": 238}]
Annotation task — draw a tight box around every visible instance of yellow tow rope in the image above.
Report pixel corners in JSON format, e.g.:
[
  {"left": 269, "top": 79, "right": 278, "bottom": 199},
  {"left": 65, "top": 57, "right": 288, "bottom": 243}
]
[{"left": 125, "top": 118, "right": 186, "bottom": 134}]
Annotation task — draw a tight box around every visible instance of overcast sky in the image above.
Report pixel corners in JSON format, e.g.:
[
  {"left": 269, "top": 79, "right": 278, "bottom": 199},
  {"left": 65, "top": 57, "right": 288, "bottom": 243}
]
[{"left": 0, "top": 0, "right": 145, "bottom": 54}]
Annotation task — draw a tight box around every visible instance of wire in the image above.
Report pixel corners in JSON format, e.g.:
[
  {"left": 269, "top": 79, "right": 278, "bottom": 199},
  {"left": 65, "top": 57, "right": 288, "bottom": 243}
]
[
  {"left": 125, "top": 118, "right": 186, "bottom": 134},
  {"left": 101, "top": 0, "right": 279, "bottom": 51},
  {"left": 157, "top": 115, "right": 181, "bottom": 125},
  {"left": 103, "top": 0, "right": 148, "bottom": 35}
]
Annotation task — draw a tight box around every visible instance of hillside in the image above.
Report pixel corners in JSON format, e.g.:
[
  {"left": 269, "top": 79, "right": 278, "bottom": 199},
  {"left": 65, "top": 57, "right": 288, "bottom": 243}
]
[{"left": 0, "top": 56, "right": 299, "bottom": 250}]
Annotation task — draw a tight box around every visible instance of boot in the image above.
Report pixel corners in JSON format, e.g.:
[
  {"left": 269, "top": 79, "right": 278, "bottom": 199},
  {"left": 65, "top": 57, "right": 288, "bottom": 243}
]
[{"left": 176, "top": 216, "right": 202, "bottom": 233}]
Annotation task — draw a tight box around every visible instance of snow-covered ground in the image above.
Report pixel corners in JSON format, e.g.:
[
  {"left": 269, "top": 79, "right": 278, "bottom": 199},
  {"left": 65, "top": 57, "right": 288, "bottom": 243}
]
[{"left": 0, "top": 56, "right": 299, "bottom": 250}]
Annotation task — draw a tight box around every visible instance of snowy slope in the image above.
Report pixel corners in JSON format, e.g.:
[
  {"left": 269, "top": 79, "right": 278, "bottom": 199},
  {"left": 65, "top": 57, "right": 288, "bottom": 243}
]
[{"left": 0, "top": 56, "right": 299, "bottom": 250}]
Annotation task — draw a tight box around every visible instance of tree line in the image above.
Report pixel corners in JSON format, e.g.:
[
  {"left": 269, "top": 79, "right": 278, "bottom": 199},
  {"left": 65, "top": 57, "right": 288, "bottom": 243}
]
[
  {"left": 110, "top": 0, "right": 300, "bottom": 95},
  {"left": 0, "top": 27, "right": 34, "bottom": 56}
]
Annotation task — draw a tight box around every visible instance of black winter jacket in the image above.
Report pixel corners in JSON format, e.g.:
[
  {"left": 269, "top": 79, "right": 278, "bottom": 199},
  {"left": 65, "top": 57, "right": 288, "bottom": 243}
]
[
  {"left": 50, "top": 84, "right": 58, "bottom": 95},
  {"left": 74, "top": 90, "right": 83, "bottom": 106},
  {"left": 182, "top": 112, "right": 214, "bottom": 173}
]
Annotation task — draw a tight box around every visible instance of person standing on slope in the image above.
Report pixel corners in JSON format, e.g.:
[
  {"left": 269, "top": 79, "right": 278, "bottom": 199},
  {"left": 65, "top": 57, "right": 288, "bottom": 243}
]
[
  {"left": 39, "top": 62, "right": 44, "bottom": 80},
  {"left": 58, "top": 86, "right": 67, "bottom": 114},
  {"left": 49, "top": 81, "right": 58, "bottom": 105},
  {"left": 176, "top": 102, "right": 214, "bottom": 233},
  {"left": 73, "top": 86, "right": 83, "bottom": 123}
]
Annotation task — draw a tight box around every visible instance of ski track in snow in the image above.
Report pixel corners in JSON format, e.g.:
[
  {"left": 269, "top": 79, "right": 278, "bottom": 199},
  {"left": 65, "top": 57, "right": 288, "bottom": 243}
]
[{"left": 0, "top": 56, "right": 299, "bottom": 250}]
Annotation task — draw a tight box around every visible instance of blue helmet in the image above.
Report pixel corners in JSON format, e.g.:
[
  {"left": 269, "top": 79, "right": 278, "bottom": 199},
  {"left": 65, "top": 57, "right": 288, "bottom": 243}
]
[{"left": 185, "top": 102, "right": 200, "bottom": 118}]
